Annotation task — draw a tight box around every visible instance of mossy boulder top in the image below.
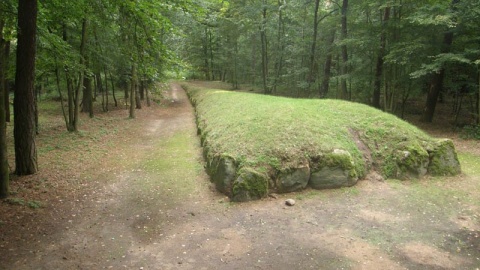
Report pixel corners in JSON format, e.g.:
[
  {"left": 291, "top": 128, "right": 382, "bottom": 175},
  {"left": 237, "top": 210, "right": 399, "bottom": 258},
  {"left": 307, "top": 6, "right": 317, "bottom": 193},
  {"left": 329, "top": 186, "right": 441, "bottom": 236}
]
[{"left": 186, "top": 85, "right": 461, "bottom": 202}]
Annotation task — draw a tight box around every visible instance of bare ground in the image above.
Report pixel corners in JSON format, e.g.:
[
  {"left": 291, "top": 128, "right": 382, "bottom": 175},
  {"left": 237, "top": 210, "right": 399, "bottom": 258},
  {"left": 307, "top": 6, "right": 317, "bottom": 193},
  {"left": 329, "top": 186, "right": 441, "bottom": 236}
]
[{"left": 1, "top": 83, "right": 479, "bottom": 269}]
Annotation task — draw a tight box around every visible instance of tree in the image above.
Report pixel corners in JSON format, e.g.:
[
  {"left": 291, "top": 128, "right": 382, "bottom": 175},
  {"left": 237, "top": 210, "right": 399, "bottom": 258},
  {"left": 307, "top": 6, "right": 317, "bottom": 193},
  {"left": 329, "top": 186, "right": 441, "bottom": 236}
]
[
  {"left": 260, "top": 0, "right": 270, "bottom": 94},
  {"left": 14, "top": 0, "right": 38, "bottom": 175},
  {"left": 373, "top": 6, "right": 391, "bottom": 109},
  {"left": 421, "top": 0, "right": 460, "bottom": 122},
  {"left": 0, "top": 19, "right": 10, "bottom": 197},
  {"left": 339, "top": 0, "right": 349, "bottom": 100}
]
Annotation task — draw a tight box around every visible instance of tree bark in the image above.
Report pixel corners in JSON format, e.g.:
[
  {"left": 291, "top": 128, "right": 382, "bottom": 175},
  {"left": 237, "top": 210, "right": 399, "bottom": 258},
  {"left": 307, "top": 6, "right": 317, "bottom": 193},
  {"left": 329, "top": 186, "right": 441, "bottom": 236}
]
[
  {"left": 320, "top": 29, "right": 336, "bottom": 97},
  {"left": 272, "top": 0, "right": 285, "bottom": 94},
  {"left": 109, "top": 72, "right": 117, "bottom": 107},
  {"left": 3, "top": 40, "right": 10, "bottom": 123},
  {"left": 421, "top": 0, "right": 458, "bottom": 122},
  {"left": 373, "top": 7, "right": 390, "bottom": 109},
  {"left": 260, "top": 1, "right": 270, "bottom": 94},
  {"left": 135, "top": 82, "right": 141, "bottom": 109},
  {"left": 477, "top": 70, "right": 480, "bottom": 125},
  {"left": 0, "top": 20, "right": 10, "bottom": 197},
  {"left": 340, "top": 0, "right": 349, "bottom": 100},
  {"left": 308, "top": 0, "right": 321, "bottom": 89},
  {"left": 82, "top": 75, "right": 94, "bottom": 117},
  {"left": 14, "top": 0, "right": 38, "bottom": 175},
  {"left": 129, "top": 64, "right": 136, "bottom": 119},
  {"left": 73, "top": 18, "right": 88, "bottom": 131}
]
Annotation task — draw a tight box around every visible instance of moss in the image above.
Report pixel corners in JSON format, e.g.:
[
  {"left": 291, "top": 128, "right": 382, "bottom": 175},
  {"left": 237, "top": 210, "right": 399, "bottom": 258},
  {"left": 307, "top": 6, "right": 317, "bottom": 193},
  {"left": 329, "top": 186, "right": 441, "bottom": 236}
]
[
  {"left": 396, "top": 142, "right": 430, "bottom": 179},
  {"left": 321, "top": 149, "right": 358, "bottom": 179},
  {"left": 232, "top": 167, "right": 269, "bottom": 202},
  {"left": 428, "top": 139, "right": 461, "bottom": 176}
]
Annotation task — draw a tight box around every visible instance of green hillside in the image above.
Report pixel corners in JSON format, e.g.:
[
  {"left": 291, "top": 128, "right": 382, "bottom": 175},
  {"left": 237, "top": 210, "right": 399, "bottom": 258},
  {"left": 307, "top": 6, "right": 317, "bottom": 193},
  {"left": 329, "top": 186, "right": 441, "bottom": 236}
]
[{"left": 185, "top": 84, "right": 461, "bottom": 201}]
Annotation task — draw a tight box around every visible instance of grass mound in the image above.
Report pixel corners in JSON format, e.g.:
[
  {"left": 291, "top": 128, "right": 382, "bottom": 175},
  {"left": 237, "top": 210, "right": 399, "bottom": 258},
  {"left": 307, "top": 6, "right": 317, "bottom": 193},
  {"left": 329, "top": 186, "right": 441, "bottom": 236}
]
[{"left": 185, "top": 83, "right": 461, "bottom": 201}]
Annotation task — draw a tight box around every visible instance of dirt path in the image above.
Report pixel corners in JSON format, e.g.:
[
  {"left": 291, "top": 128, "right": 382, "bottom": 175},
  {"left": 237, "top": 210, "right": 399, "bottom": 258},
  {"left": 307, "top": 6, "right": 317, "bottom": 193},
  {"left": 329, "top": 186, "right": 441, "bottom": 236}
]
[{"left": 1, "top": 83, "right": 479, "bottom": 269}]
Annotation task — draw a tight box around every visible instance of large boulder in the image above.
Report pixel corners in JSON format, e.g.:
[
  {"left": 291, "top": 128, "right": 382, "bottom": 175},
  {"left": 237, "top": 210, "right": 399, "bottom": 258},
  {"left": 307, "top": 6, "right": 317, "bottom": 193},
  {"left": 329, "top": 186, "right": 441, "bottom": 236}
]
[
  {"left": 276, "top": 164, "right": 310, "bottom": 193},
  {"left": 232, "top": 167, "right": 269, "bottom": 202},
  {"left": 394, "top": 142, "right": 430, "bottom": 179},
  {"left": 427, "top": 139, "right": 461, "bottom": 176},
  {"left": 209, "top": 155, "right": 237, "bottom": 196},
  {"left": 309, "top": 149, "right": 359, "bottom": 189}
]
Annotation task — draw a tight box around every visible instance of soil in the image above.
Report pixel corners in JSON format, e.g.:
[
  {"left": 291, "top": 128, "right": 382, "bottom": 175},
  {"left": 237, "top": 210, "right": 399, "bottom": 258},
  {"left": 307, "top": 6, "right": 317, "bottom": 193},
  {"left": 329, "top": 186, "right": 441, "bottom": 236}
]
[{"left": 1, "top": 82, "right": 479, "bottom": 269}]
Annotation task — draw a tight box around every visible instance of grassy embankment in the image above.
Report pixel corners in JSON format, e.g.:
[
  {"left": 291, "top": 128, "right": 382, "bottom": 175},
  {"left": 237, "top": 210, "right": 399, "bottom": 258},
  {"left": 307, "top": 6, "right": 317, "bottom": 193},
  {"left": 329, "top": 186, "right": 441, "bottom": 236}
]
[{"left": 185, "top": 83, "right": 461, "bottom": 201}]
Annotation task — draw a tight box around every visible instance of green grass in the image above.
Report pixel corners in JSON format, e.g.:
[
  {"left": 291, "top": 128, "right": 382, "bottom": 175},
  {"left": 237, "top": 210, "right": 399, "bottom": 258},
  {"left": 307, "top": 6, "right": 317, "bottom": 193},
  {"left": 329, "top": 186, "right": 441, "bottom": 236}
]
[
  {"left": 188, "top": 85, "right": 444, "bottom": 170},
  {"left": 143, "top": 132, "right": 203, "bottom": 199},
  {"left": 458, "top": 152, "right": 480, "bottom": 176}
]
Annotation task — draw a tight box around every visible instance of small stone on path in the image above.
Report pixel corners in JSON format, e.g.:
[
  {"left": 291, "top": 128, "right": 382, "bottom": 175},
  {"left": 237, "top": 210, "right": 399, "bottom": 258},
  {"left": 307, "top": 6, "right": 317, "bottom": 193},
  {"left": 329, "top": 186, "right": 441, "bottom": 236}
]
[{"left": 285, "top": 199, "right": 295, "bottom": 206}]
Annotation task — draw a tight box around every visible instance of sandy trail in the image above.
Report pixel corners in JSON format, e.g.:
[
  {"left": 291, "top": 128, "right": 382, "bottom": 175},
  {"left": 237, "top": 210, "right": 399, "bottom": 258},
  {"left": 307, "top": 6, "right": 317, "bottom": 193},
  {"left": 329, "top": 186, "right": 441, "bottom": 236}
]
[{"left": 1, "top": 83, "right": 478, "bottom": 270}]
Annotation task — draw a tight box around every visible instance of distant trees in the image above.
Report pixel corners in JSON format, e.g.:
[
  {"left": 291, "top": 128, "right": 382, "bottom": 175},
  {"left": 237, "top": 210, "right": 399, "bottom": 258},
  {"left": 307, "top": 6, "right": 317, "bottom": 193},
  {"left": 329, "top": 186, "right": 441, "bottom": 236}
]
[
  {"left": 37, "top": 0, "right": 182, "bottom": 129},
  {"left": 180, "top": 0, "right": 480, "bottom": 123},
  {"left": 0, "top": 0, "right": 194, "bottom": 197}
]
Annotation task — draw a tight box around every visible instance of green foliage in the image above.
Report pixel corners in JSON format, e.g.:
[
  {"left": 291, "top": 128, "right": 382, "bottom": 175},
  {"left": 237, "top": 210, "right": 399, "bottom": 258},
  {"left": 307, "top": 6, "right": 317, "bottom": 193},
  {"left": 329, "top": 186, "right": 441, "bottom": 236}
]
[
  {"left": 4, "top": 198, "right": 42, "bottom": 209},
  {"left": 460, "top": 125, "right": 480, "bottom": 140},
  {"left": 4, "top": 197, "right": 25, "bottom": 206},
  {"left": 176, "top": 0, "right": 480, "bottom": 120}
]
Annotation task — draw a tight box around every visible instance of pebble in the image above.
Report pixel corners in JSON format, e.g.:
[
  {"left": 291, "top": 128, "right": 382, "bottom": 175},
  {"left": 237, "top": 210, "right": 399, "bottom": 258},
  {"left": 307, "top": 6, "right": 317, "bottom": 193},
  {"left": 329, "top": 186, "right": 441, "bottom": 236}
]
[{"left": 285, "top": 199, "right": 295, "bottom": 206}]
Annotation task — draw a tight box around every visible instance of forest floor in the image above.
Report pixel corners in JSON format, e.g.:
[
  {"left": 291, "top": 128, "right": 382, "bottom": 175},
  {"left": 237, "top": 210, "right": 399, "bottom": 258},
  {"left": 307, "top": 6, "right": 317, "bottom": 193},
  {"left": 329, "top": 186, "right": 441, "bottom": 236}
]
[{"left": 1, "top": 82, "right": 480, "bottom": 269}]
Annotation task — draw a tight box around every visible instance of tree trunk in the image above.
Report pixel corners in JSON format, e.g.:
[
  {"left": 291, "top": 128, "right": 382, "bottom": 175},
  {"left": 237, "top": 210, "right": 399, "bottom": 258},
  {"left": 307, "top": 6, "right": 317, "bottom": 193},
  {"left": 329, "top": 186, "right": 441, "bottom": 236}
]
[
  {"left": 62, "top": 24, "right": 75, "bottom": 131},
  {"left": 260, "top": 1, "right": 270, "bottom": 94},
  {"left": 3, "top": 40, "right": 10, "bottom": 123},
  {"left": 320, "top": 29, "right": 336, "bottom": 97},
  {"left": 135, "top": 82, "right": 141, "bottom": 109},
  {"left": 203, "top": 28, "right": 210, "bottom": 80},
  {"left": 146, "top": 84, "right": 151, "bottom": 107},
  {"left": 104, "top": 69, "right": 109, "bottom": 112},
  {"left": 101, "top": 74, "right": 106, "bottom": 112},
  {"left": 373, "top": 7, "right": 390, "bottom": 109},
  {"left": 14, "top": 0, "right": 38, "bottom": 175},
  {"left": 109, "top": 72, "right": 117, "bottom": 107},
  {"left": 476, "top": 70, "right": 480, "bottom": 125},
  {"left": 209, "top": 30, "right": 215, "bottom": 80},
  {"left": 307, "top": 0, "right": 321, "bottom": 90},
  {"left": 129, "top": 64, "right": 136, "bottom": 119},
  {"left": 54, "top": 64, "right": 69, "bottom": 130},
  {"left": 421, "top": 0, "right": 458, "bottom": 122},
  {"left": 95, "top": 71, "right": 103, "bottom": 95},
  {"left": 66, "top": 74, "right": 74, "bottom": 131},
  {"left": 340, "top": 0, "right": 349, "bottom": 100},
  {"left": 0, "top": 20, "right": 10, "bottom": 197},
  {"left": 73, "top": 18, "right": 88, "bottom": 131},
  {"left": 140, "top": 80, "right": 145, "bottom": 100},
  {"left": 82, "top": 75, "right": 94, "bottom": 117}
]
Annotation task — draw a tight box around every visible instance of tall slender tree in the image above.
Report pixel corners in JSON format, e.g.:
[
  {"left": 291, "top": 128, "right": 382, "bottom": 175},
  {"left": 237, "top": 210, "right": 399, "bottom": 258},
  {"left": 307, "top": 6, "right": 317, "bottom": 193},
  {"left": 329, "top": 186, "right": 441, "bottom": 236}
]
[
  {"left": 0, "top": 20, "right": 9, "bottom": 197},
  {"left": 422, "top": 0, "right": 459, "bottom": 122},
  {"left": 373, "top": 7, "right": 391, "bottom": 109},
  {"left": 339, "top": 0, "right": 349, "bottom": 100},
  {"left": 14, "top": 0, "right": 38, "bottom": 175}
]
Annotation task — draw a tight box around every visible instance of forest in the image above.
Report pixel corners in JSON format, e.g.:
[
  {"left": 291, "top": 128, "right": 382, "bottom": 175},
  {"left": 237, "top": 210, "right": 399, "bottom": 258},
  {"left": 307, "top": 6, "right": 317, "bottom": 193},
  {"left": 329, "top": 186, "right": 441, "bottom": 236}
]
[
  {"left": 1, "top": 1, "right": 480, "bottom": 268},
  {"left": 1, "top": 0, "right": 480, "bottom": 193}
]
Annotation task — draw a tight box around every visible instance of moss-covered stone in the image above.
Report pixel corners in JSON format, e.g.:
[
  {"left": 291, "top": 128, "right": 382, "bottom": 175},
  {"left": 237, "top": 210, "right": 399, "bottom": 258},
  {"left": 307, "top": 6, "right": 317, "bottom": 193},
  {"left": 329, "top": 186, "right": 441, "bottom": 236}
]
[
  {"left": 210, "top": 155, "right": 237, "bottom": 196},
  {"left": 309, "top": 149, "right": 358, "bottom": 189},
  {"left": 232, "top": 167, "right": 269, "bottom": 202},
  {"left": 276, "top": 163, "right": 310, "bottom": 193},
  {"left": 395, "top": 142, "right": 430, "bottom": 179},
  {"left": 428, "top": 139, "right": 461, "bottom": 176}
]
